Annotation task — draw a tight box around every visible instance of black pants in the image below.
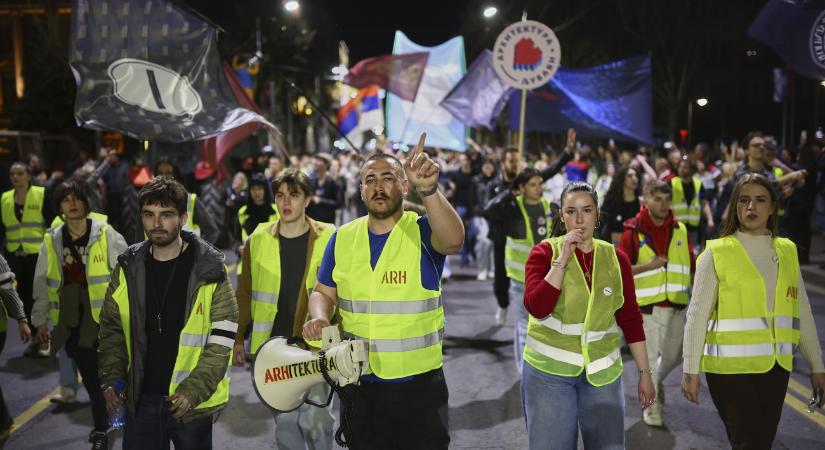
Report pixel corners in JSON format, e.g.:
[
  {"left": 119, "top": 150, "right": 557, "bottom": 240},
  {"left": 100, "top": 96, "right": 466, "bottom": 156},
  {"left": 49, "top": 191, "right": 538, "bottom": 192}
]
[
  {"left": 65, "top": 337, "right": 108, "bottom": 432},
  {"left": 706, "top": 364, "right": 790, "bottom": 450},
  {"left": 6, "top": 253, "right": 37, "bottom": 324},
  {"left": 346, "top": 368, "right": 450, "bottom": 450},
  {"left": 124, "top": 394, "right": 213, "bottom": 450},
  {"left": 0, "top": 331, "right": 10, "bottom": 431},
  {"left": 493, "top": 240, "right": 510, "bottom": 308}
]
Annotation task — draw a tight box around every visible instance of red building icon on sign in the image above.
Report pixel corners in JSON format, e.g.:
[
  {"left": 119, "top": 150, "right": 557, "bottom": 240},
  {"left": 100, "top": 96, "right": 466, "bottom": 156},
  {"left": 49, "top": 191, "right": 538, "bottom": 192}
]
[{"left": 514, "top": 38, "right": 542, "bottom": 71}]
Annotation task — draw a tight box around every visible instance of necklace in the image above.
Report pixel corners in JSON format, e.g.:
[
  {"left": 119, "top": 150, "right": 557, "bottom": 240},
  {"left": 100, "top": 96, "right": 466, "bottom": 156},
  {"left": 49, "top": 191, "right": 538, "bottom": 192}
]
[
  {"left": 580, "top": 250, "right": 593, "bottom": 283},
  {"left": 151, "top": 241, "right": 185, "bottom": 335}
]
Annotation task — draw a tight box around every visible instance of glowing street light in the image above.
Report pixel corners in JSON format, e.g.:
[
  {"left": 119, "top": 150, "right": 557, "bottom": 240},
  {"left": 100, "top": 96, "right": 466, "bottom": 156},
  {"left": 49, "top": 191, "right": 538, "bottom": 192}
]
[
  {"left": 284, "top": 1, "right": 299, "bottom": 13},
  {"left": 696, "top": 98, "right": 708, "bottom": 107},
  {"left": 483, "top": 6, "right": 497, "bottom": 18}
]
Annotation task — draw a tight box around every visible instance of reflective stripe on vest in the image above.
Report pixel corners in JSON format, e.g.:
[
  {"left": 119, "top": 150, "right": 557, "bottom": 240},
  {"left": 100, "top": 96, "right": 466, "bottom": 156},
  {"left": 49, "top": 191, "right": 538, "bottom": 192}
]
[
  {"left": 671, "top": 177, "right": 701, "bottom": 227},
  {"left": 505, "top": 195, "right": 550, "bottom": 283},
  {"left": 700, "top": 236, "right": 800, "bottom": 374},
  {"left": 44, "top": 222, "right": 112, "bottom": 324},
  {"left": 633, "top": 222, "right": 692, "bottom": 306},
  {"left": 112, "top": 271, "right": 232, "bottom": 408},
  {"left": 334, "top": 211, "right": 443, "bottom": 379},
  {"left": 248, "top": 220, "right": 333, "bottom": 354},
  {"left": 2, "top": 187, "right": 46, "bottom": 254},
  {"left": 524, "top": 237, "right": 625, "bottom": 387}
]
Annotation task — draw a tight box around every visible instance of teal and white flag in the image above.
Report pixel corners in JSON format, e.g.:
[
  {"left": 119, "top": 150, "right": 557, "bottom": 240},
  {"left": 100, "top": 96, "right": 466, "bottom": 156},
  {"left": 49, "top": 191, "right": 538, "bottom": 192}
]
[{"left": 386, "top": 31, "right": 467, "bottom": 151}]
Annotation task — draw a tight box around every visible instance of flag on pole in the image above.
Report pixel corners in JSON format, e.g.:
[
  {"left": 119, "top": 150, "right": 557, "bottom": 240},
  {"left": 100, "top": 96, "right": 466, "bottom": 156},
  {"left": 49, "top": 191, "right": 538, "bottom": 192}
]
[
  {"left": 343, "top": 52, "right": 429, "bottom": 101},
  {"left": 337, "top": 86, "right": 383, "bottom": 149},
  {"left": 749, "top": 0, "right": 825, "bottom": 80},
  {"left": 70, "top": 0, "right": 275, "bottom": 142},
  {"left": 440, "top": 49, "right": 512, "bottom": 130},
  {"left": 386, "top": 32, "right": 467, "bottom": 151}
]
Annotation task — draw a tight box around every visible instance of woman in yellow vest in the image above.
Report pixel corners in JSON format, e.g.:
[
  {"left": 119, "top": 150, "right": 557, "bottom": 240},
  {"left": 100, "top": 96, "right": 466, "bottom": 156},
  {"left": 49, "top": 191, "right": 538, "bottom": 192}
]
[
  {"left": 682, "top": 173, "right": 825, "bottom": 448},
  {"left": 522, "top": 181, "right": 655, "bottom": 450},
  {"left": 237, "top": 173, "right": 279, "bottom": 243},
  {"left": 1, "top": 161, "right": 53, "bottom": 357},
  {"left": 30, "top": 180, "right": 127, "bottom": 449}
]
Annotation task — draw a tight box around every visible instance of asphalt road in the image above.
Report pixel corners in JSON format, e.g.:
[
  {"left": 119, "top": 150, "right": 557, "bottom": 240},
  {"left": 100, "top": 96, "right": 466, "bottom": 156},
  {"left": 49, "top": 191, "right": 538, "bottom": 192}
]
[{"left": 2, "top": 257, "right": 825, "bottom": 449}]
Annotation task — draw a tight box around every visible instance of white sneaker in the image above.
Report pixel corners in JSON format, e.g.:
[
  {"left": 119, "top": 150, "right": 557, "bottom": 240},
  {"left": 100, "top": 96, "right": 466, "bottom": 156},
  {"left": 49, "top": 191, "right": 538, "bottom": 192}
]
[
  {"left": 50, "top": 386, "right": 77, "bottom": 404},
  {"left": 643, "top": 402, "right": 663, "bottom": 427},
  {"left": 476, "top": 271, "right": 488, "bottom": 281},
  {"left": 487, "top": 270, "right": 495, "bottom": 278},
  {"left": 495, "top": 307, "right": 507, "bottom": 326},
  {"left": 36, "top": 342, "right": 50, "bottom": 358}
]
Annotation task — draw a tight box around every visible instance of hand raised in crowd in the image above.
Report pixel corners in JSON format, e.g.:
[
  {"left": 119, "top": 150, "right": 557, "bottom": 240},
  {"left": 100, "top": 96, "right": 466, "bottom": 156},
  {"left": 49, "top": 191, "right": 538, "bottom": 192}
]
[
  {"left": 166, "top": 392, "right": 193, "bottom": 419},
  {"left": 302, "top": 317, "right": 331, "bottom": 341},
  {"left": 564, "top": 128, "right": 577, "bottom": 154},
  {"left": 681, "top": 373, "right": 701, "bottom": 405},
  {"left": 36, "top": 324, "right": 49, "bottom": 344},
  {"left": 19, "top": 320, "right": 31, "bottom": 343},
  {"left": 403, "top": 132, "right": 439, "bottom": 191}
]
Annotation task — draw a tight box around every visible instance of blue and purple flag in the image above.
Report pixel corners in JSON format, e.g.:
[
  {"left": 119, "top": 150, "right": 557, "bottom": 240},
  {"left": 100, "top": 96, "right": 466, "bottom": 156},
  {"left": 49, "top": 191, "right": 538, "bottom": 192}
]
[
  {"left": 440, "top": 49, "right": 511, "bottom": 130},
  {"left": 749, "top": 0, "right": 825, "bottom": 80}
]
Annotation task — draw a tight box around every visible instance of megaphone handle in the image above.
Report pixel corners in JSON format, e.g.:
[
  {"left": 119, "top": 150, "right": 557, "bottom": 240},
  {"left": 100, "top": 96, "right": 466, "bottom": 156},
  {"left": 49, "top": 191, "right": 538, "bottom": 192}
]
[
  {"left": 305, "top": 350, "right": 337, "bottom": 408},
  {"left": 304, "top": 384, "right": 335, "bottom": 408}
]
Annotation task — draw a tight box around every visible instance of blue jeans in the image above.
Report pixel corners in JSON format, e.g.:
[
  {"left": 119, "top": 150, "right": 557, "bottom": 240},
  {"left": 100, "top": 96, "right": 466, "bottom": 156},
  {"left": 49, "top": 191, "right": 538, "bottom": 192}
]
[
  {"left": 521, "top": 363, "right": 625, "bottom": 450},
  {"left": 510, "top": 281, "right": 527, "bottom": 375},
  {"left": 58, "top": 347, "right": 79, "bottom": 391},
  {"left": 124, "top": 394, "right": 214, "bottom": 450},
  {"left": 273, "top": 383, "right": 334, "bottom": 450}
]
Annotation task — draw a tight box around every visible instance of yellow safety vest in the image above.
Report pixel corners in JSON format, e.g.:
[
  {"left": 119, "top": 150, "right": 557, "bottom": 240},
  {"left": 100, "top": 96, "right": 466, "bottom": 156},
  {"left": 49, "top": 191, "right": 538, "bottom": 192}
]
[
  {"left": 2, "top": 186, "right": 46, "bottom": 254},
  {"left": 111, "top": 270, "right": 230, "bottom": 409},
  {"left": 44, "top": 221, "right": 112, "bottom": 324},
  {"left": 50, "top": 212, "right": 108, "bottom": 229},
  {"left": 238, "top": 204, "right": 280, "bottom": 242},
  {"left": 633, "top": 222, "right": 692, "bottom": 306},
  {"left": 701, "top": 236, "right": 800, "bottom": 374},
  {"left": 183, "top": 193, "right": 200, "bottom": 236},
  {"left": 335, "top": 211, "right": 443, "bottom": 379},
  {"left": 523, "top": 237, "right": 625, "bottom": 387},
  {"left": 505, "top": 195, "right": 551, "bottom": 283},
  {"left": 671, "top": 177, "right": 702, "bottom": 227},
  {"left": 248, "top": 220, "right": 334, "bottom": 354}
]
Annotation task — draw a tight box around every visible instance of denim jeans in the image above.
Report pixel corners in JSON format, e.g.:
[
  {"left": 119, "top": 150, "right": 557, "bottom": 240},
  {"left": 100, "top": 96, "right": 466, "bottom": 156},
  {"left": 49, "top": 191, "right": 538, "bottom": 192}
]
[
  {"left": 522, "top": 363, "right": 625, "bottom": 450},
  {"left": 273, "top": 383, "right": 334, "bottom": 450},
  {"left": 124, "top": 394, "right": 214, "bottom": 450},
  {"left": 510, "top": 281, "right": 527, "bottom": 375},
  {"left": 57, "top": 347, "right": 80, "bottom": 391}
]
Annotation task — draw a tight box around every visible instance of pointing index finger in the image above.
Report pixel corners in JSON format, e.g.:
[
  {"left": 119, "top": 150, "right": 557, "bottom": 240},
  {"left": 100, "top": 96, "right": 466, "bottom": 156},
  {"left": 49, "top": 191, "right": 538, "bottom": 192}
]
[{"left": 414, "top": 132, "right": 427, "bottom": 155}]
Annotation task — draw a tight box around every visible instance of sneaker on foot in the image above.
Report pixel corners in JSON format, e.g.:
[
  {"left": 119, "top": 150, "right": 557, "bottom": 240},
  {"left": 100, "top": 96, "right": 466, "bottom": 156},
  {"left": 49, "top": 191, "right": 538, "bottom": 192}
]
[
  {"left": 486, "top": 270, "right": 495, "bottom": 278},
  {"left": 643, "top": 402, "right": 663, "bottom": 427},
  {"left": 495, "top": 307, "right": 507, "bottom": 326},
  {"left": 90, "top": 431, "right": 108, "bottom": 450},
  {"left": 22, "top": 341, "right": 40, "bottom": 357},
  {"left": 50, "top": 386, "right": 77, "bottom": 404},
  {"left": 36, "top": 342, "right": 50, "bottom": 358},
  {"left": 476, "top": 271, "right": 488, "bottom": 281}
]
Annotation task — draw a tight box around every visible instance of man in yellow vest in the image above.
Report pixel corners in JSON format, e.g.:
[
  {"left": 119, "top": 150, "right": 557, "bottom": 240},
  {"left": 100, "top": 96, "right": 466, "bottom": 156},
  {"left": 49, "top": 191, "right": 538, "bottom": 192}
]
[
  {"left": 153, "top": 158, "right": 220, "bottom": 244},
  {"left": 97, "top": 177, "right": 238, "bottom": 449},
  {"left": 31, "top": 180, "right": 127, "bottom": 449},
  {"left": 303, "top": 133, "right": 465, "bottom": 449},
  {"left": 1, "top": 161, "right": 54, "bottom": 356},
  {"left": 619, "top": 180, "right": 695, "bottom": 427},
  {"left": 670, "top": 158, "right": 714, "bottom": 254},
  {"left": 234, "top": 168, "right": 335, "bottom": 449}
]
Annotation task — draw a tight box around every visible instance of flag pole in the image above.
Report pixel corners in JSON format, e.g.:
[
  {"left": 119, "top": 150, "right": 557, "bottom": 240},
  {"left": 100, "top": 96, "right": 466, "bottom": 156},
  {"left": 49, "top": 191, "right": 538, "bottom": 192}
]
[
  {"left": 283, "top": 76, "right": 360, "bottom": 152},
  {"left": 518, "top": 88, "right": 527, "bottom": 156}
]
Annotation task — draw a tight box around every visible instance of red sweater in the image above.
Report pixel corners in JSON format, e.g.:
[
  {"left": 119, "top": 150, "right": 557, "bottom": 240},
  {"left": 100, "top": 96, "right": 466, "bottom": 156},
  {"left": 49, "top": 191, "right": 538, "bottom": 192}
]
[{"left": 523, "top": 242, "right": 646, "bottom": 343}]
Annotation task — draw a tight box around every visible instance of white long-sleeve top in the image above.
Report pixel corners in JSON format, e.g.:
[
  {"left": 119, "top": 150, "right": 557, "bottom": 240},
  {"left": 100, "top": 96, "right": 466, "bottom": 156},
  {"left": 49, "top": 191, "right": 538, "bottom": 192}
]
[{"left": 683, "top": 231, "right": 825, "bottom": 374}]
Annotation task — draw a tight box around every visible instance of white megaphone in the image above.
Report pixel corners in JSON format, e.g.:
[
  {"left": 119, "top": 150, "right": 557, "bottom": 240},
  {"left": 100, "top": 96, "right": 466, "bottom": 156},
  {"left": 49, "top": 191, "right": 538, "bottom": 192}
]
[{"left": 252, "top": 326, "right": 369, "bottom": 412}]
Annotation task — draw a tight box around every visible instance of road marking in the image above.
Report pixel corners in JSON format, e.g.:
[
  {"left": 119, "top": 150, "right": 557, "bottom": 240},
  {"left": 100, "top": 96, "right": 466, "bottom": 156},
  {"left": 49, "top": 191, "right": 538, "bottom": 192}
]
[
  {"left": 4, "top": 386, "right": 60, "bottom": 437},
  {"left": 785, "top": 376, "right": 825, "bottom": 428}
]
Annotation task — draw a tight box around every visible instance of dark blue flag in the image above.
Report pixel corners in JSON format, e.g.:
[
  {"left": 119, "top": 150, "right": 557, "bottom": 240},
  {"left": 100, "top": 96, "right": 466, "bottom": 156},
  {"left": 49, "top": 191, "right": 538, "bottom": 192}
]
[
  {"left": 70, "top": 0, "right": 274, "bottom": 142},
  {"left": 749, "top": 0, "right": 825, "bottom": 80},
  {"left": 508, "top": 55, "right": 652, "bottom": 145}
]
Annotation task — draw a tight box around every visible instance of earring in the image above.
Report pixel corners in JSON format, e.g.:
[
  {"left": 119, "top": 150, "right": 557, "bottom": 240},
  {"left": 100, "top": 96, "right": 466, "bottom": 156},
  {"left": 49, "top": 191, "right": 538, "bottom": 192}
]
[{"left": 595, "top": 220, "right": 601, "bottom": 229}]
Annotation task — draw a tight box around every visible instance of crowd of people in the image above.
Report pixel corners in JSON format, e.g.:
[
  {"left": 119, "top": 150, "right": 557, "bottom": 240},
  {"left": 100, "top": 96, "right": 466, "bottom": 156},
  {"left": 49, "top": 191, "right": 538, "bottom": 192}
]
[{"left": 0, "top": 127, "right": 823, "bottom": 449}]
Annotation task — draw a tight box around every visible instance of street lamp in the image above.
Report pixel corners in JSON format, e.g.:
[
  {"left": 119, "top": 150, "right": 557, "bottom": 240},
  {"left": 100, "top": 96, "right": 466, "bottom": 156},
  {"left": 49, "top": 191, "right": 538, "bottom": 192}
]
[
  {"left": 483, "top": 6, "right": 497, "bottom": 18},
  {"left": 688, "top": 98, "right": 709, "bottom": 146},
  {"left": 696, "top": 98, "right": 708, "bottom": 107},
  {"left": 284, "top": 1, "right": 299, "bottom": 12}
]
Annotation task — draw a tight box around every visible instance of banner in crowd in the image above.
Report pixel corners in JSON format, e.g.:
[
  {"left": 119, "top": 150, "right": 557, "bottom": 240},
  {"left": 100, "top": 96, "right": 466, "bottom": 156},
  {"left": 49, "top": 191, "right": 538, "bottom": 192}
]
[
  {"left": 70, "top": 0, "right": 274, "bottom": 142},
  {"left": 507, "top": 54, "right": 653, "bottom": 145},
  {"left": 343, "top": 52, "right": 429, "bottom": 102},
  {"left": 386, "top": 32, "right": 467, "bottom": 151},
  {"left": 749, "top": 0, "right": 825, "bottom": 80},
  {"left": 440, "top": 49, "right": 510, "bottom": 130},
  {"left": 337, "top": 85, "right": 383, "bottom": 149}
]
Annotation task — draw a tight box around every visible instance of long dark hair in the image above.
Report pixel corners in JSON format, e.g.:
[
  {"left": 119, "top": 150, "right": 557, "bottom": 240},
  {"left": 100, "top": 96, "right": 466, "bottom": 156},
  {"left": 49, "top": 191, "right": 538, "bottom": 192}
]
[
  {"left": 720, "top": 173, "right": 779, "bottom": 237},
  {"left": 550, "top": 182, "right": 599, "bottom": 237},
  {"left": 603, "top": 165, "right": 640, "bottom": 204}
]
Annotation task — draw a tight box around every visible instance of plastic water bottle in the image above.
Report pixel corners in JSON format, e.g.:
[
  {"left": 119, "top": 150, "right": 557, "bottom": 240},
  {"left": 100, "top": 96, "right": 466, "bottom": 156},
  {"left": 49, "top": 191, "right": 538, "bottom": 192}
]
[{"left": 109, "top": 380, "right": 127, "bottom": 430}]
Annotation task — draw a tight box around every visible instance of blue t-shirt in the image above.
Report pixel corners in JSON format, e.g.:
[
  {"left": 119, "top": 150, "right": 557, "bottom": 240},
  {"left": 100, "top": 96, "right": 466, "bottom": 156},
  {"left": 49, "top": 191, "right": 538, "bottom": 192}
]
[{"left": 317, "top": 215, "right": 446, "bottom": 291}]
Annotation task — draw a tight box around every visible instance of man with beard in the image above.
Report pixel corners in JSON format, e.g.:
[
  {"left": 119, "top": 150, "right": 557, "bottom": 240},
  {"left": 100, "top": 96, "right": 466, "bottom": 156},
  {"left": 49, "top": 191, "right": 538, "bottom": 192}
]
[
  {"left": 233, "top": 168, "right": 336, "bottom": 449},
  {"left": 303, "top": 133, "right": 464, "bottom": 449},
  {"left": 98, "top": 177, "right": 237, "bottom": 449}
]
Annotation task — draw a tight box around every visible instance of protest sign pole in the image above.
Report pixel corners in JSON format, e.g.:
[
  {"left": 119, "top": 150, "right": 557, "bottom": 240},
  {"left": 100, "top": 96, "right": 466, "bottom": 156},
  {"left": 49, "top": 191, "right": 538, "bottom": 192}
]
[{"left": 518, "top": 89, "right": 527, "bottom": 156}]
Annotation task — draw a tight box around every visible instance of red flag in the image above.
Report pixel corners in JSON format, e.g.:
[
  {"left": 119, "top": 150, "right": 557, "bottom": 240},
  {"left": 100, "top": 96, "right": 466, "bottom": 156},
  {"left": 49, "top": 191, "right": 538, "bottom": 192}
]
[
  {"left": 343, "top": 52, "right": 429, "bottom": 101},
  {"left": 200, "top": 62, "right": 265, "bottom": 182}
]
